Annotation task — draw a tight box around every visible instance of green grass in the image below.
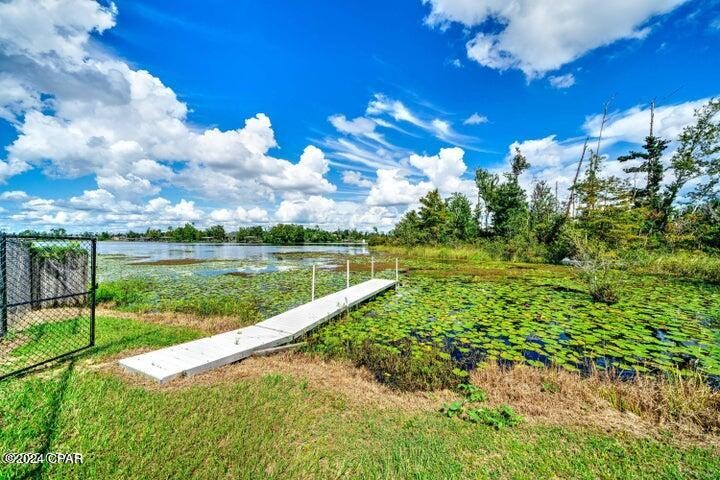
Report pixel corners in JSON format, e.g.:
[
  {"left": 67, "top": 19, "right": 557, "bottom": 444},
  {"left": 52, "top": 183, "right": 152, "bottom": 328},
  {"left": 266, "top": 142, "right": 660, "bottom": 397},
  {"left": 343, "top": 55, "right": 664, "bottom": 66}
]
[
  {"left": 1, "top": 316, "right": 718, "bottom": 479},
  {"left": 629, "top": 250, "right": 720, "bottom": 284},
  {"left": 374, "top": 244, "right": 495, "bottom": 262}
]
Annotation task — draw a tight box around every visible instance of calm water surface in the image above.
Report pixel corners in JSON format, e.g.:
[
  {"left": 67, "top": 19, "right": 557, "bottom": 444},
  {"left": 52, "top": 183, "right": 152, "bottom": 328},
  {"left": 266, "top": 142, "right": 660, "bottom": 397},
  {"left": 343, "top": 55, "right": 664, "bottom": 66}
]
[{"left": 98, "top": 241, "right": 369, "bottom": 261}]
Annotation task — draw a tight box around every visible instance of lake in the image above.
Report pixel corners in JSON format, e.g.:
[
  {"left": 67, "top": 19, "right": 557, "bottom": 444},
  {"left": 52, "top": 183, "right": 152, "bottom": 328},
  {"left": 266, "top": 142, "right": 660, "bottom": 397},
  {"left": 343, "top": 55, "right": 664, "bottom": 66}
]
[{"left": 97, "top": 241, "right": 369, "bottom": 261}]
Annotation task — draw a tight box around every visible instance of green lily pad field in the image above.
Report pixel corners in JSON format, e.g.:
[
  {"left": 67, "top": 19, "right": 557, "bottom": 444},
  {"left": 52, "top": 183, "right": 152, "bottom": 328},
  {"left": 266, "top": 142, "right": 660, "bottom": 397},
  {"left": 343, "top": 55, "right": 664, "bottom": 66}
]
[{"left": 97, "top": 252, "right": 720, "bottom": 385}]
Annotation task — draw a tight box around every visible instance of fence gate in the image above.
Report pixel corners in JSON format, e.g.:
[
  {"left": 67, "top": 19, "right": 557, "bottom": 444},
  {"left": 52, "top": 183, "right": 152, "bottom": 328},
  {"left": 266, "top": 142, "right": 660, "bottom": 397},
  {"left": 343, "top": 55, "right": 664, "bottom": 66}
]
[{"left": 0, "top": 234, "right": 96, "bottom": 380}]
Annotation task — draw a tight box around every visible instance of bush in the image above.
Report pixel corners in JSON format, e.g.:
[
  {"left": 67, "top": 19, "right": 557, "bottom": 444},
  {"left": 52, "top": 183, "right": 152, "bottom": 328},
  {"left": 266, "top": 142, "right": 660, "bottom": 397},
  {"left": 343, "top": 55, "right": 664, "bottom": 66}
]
[
  {"left": 546, "top": 222, "right": 583, "bottom": 263},
  {"left": 579, "top": 261, "right": 620, "bottom": 305},
  {"left": 349, "top": 340, "right": 462, "bottom": 391}
]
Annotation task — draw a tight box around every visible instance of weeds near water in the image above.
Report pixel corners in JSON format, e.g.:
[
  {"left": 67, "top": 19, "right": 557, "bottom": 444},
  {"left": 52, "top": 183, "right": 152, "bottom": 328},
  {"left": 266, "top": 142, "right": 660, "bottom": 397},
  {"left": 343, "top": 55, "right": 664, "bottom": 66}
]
[
  {"left": 347, "top": 340, "right": 462, "bottom": 391},
  {"left": 631, "top": 250, "right": 720, "bottom": 284},
  {"left": 597, "top": 368, "right": 720, "bottom": 434},
  {"left": 441, "top": 383, "right": 522, "bottom": 429}
]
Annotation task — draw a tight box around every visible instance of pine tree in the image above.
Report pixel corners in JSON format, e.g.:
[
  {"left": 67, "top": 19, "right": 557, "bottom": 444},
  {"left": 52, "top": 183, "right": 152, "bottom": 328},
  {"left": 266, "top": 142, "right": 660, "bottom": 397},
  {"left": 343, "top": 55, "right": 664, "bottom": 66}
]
[
  {"left": 617, "top": 102, "right": 670, "bottom": 213},
  {"left": 510, "top": 147, "right": 530, "bottom": 179}
]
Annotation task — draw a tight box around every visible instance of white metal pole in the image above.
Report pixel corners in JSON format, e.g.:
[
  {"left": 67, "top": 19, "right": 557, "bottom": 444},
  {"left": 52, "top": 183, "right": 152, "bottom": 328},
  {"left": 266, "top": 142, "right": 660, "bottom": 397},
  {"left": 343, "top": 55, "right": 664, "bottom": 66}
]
[
  {"left": 395, "top": 258, "right": 399, "bottom": 289},
  {"left": 371, "top": 256, "right": 374, "bottom": 279},
  {"left": 311, "top": 264, "right": 316, "bottom": 301},
  {"left": 346, "top": 259, "right": 350, "bottom": 288}
]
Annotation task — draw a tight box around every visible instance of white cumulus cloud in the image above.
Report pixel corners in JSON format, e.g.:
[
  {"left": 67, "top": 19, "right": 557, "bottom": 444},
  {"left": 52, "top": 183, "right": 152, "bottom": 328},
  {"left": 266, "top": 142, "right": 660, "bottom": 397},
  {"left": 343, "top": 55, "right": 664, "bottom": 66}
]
[{"left": 423, "top": 0, "right": 687, "bottom": 77}]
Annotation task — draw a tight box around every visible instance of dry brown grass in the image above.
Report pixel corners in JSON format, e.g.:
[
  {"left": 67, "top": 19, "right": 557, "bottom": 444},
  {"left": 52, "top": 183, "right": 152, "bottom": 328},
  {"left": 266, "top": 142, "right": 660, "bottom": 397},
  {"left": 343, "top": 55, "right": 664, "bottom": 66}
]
[
  {"left": 104, "top": 350, "right": 454, "bottom": 412},
  {"left": 97, "top": 307, "right": 243, "bottom": 334},
  {"left": 470, "top": 362, "right": 720, "bottom": 446}
]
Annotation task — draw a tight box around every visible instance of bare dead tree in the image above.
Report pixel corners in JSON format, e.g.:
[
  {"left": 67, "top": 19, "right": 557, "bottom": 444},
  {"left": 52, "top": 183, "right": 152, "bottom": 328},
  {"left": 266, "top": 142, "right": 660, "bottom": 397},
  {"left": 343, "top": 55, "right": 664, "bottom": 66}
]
[{"left": 564, "top": 137, "right": 589, "bottom": 218}]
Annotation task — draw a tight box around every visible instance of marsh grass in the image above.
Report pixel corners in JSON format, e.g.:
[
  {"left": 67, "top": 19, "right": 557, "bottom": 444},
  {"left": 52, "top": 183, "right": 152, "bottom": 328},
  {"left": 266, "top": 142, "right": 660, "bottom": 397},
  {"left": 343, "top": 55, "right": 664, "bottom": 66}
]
[
  {"left": 373, "top": 245, "right": 494, "bottom": 263},
  {"left": 470, "top": 362, "right": 720, "bottom": 439},
  {"left": 597, "top": 369, "right": 720, "bottom": 434},
  {"left": 630, "top": 250, "right": 720, "bottom": 284},
  {"left": 346, "top": 340, "right": 462, "bottom": 391},
  {"left": 96, "top": 277, "right": 261, "bottom": 320}
]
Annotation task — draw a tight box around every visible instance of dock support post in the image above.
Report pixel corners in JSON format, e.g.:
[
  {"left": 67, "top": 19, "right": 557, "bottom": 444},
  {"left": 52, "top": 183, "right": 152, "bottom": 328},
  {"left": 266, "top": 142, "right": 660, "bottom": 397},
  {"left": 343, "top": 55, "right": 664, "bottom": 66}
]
[
  {"left": 371, "top": 256, "right": 374, "bottom": 279},
  {"left": 311, "top": 264, "right": 316, "bottom": 301},
  {"left": 395, "top": 258, "right": 399, "bottom": 290},
  {"left": 346, "top": 260, "right": 350, "bottom": 288}
]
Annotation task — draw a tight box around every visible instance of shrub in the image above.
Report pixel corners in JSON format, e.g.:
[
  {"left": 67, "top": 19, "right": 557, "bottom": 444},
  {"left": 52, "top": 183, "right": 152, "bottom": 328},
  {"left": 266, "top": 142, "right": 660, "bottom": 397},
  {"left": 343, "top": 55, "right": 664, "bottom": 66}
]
[
  {"left": 587, "top": 279, "right": 619, "bottom": 305},
  {"left": 575, "top": 241, "right": 621, "bottom": 305},
  {"left": 349, "top": 340, "right": 461, "bottom": 391}
]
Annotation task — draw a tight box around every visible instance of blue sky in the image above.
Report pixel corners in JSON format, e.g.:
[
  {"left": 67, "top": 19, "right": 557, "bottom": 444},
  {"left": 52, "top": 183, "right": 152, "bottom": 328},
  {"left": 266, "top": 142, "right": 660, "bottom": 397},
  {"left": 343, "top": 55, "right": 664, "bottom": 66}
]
[{"left": 0, "top": 0, "right": 719, "bottom": 232}]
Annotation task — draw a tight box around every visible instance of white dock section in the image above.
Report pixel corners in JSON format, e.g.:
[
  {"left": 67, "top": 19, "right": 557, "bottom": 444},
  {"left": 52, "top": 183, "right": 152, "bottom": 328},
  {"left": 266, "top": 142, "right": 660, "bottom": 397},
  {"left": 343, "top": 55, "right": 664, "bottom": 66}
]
[{"left": 119, "top": 278, "right": 396, "bottom": 382}]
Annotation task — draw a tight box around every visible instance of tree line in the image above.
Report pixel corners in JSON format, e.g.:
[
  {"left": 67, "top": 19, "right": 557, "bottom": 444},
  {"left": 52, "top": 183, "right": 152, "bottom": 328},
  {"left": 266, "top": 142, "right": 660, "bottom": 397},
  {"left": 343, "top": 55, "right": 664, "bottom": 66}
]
[
  {"left": 389, "top": 99, "right": 720, "bottom": 261},
  {"left": 83, "top": 223, "right": 378, "bottom": 245}
]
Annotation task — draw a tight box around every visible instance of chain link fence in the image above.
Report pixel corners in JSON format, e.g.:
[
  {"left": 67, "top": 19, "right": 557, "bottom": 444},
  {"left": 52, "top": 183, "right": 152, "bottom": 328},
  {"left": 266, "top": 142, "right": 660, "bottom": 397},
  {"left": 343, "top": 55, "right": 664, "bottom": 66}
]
[{"left": 0, "top": 234, "right": 96, "bottom": 380}]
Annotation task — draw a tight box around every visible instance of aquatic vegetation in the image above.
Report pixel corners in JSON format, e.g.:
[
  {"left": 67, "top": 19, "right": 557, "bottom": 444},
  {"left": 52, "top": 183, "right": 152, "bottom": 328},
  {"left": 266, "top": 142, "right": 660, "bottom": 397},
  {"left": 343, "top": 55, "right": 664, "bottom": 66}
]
[
  {"left": 311, "top": 271, "right": 720, "bottom": 383},
  {"left": 96, "top": 252, "right": 720, "bottom": 388},
  {"left": 96, "top": 254, "right": 395, "bottom": 320}
]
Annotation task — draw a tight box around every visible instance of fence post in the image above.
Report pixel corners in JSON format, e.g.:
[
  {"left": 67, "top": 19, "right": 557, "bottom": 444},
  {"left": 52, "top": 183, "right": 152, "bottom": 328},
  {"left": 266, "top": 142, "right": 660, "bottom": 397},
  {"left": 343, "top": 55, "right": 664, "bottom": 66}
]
[
  {"left": 346, "top": 260, "right": 350, "bottom": 288},
  {"left": 1, "top": 234, "right": 6, "bottom": 338},
  {"left": 90, "top": 238, "right": 96, "bottom": 346},
  {"left": 311, "top": 264, "right": 316, "bottom": 301},
  {"left": 395, "top": 258, "right": 399, "bottom": 290},
  {"left": 371, "top": 256, "right": 374, "bottom": 279}
]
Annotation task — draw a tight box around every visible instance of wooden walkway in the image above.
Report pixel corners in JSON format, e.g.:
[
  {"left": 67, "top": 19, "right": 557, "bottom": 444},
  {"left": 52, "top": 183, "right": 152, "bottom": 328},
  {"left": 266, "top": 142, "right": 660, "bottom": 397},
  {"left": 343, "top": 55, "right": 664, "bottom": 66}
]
[{"left": 118, "top": 278, "right": 396, "bottom": 382}]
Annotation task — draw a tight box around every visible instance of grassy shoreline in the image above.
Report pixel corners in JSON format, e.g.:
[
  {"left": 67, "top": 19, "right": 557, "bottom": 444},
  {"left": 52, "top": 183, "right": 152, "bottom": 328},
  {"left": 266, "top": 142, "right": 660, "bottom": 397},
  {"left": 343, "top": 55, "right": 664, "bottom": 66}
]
[
  {"left": 3, "top": 250, "right": 718, "bottom": 478},
  {"left": 1, "top": 316, "right": 719, "bottom": 479}
]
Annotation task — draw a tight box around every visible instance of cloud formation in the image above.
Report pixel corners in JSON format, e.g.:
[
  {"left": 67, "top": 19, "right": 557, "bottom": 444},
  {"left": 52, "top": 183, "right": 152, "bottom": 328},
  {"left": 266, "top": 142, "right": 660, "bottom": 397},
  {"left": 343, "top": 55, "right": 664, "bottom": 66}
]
[{"left": 423, "top": 0, "right": 687, "bottom": 77}]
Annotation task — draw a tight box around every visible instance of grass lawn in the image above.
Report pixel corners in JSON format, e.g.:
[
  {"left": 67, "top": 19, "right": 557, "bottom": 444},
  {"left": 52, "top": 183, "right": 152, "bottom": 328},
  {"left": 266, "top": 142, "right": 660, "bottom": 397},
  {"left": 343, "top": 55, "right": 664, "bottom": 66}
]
[{"left": 1, "top": 316, "right": 719, "bottom": 479}]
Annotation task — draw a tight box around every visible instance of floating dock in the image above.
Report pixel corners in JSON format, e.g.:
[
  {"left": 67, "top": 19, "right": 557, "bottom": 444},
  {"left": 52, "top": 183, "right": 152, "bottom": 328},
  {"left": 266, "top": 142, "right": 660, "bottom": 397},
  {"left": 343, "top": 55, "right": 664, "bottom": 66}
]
[{"left": 119, "top": 278, "right": 396, "bottom": 382}]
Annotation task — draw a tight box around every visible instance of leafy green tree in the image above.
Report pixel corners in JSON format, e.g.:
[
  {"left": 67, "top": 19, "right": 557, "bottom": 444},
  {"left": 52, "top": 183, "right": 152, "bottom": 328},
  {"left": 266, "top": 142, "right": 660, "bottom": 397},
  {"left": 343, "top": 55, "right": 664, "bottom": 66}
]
[
  {"left": 490, "top": 149, "right": 531, "bottom": 239},
  {"left": 205, "top": 225, "right": 226, "bottom": 242},
  {"left": 264, "top": 224, "right": 305, "bottom": 244},
  {"left": 417, "top": 189, "right": 449, "bottom": 244},
  {"left": 574, "top": 151, "right": 605, "bottom": 214},
  {"left": 170, "top": 223, "right": 202, "bottom": 242},
  {"left": 475, "top": 168, "right": 499, "bottom": 232},
  {"left": 145, "top": 228, "right": 162, "bottom": 241},
  {"left": 529, "top": 181, "right": 560, "bottom": 243},
  {"left": 661, "top": 99, "right": 720, "bottom": 230},
  {"left": 446, "top": 192, "right": 477, "bottom": 242},
  {"left": 391, "top": 210, "right": 421, "bottom": 246},
  {"left": 236, "top": 226, "right": 264, "bottom": 243},
  {"left": 492, "top": 180, "right": 529, "bottom": 239}
]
